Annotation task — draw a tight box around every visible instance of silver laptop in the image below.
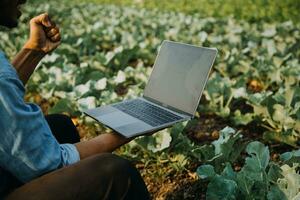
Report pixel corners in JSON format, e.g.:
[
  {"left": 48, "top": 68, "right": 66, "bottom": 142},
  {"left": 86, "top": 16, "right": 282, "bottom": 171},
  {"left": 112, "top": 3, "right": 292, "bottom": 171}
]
[{"left": 84, "top": 40, "right": 218, "bottom": 138}]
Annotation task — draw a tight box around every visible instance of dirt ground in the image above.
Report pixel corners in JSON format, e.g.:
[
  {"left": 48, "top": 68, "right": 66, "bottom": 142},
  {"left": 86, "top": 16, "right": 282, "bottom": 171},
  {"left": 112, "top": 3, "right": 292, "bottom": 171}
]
[{"left": 142, "top": 166, "right": 206, "bottom": 200}]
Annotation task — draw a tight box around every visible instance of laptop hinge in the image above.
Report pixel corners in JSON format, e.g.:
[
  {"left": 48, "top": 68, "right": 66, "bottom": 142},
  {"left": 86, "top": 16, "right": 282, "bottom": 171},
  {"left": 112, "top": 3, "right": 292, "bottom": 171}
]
[{"left": 143, "top": 95, "right": 194, "bottom": 117}]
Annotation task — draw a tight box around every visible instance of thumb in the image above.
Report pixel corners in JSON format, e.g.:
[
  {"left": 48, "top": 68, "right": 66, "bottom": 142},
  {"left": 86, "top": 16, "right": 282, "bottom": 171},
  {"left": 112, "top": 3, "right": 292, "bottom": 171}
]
[{"left": 30, "top": 13, "right": 53, "bottom": 28}]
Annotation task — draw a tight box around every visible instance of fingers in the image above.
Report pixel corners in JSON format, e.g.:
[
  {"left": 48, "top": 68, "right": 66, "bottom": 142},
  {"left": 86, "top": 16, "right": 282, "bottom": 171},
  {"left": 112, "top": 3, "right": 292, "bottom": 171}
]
[
  {"left": 36, "top": 14, "right": 61, "bottom": 43},
  {"left": 46, "top": 27, "right": 59, "bottom": 38},
  {"left": 45, "top": 25, "right": 61, "bottom": 43},
  {"left": 30, "top": 13, "right": 53, "bottom": 28},
  {"left": 50, "top": 33, "right": 61, "bottom": 43}
]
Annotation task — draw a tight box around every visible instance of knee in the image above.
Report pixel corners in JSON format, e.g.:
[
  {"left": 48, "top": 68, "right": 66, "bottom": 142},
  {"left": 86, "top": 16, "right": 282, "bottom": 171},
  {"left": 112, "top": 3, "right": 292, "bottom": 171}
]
[
  {"left": 92, "top": 153, "right": 135, "bottom": 177},
  {"left": 87, "top": 154, "right": 149, "bottom": 199}
]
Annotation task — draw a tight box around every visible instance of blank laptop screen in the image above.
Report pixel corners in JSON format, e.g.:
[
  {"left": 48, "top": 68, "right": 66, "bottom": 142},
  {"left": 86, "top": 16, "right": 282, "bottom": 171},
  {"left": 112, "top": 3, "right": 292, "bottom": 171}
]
[{"left": 144, "top": 41, "right": 217, "bottom": 115}]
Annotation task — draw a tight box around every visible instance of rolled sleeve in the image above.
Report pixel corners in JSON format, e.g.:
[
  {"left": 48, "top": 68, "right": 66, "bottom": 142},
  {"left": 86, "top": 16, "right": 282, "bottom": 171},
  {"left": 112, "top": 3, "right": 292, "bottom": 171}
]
[{"left": 59, "top": 144, "right": 80, "bottom": 166}]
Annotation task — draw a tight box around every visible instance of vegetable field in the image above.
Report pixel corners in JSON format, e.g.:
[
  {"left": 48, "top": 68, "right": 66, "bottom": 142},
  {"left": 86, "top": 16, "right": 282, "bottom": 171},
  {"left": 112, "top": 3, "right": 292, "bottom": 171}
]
[{"left": 0, "top": 1, "right": 299, "bottom": 199}]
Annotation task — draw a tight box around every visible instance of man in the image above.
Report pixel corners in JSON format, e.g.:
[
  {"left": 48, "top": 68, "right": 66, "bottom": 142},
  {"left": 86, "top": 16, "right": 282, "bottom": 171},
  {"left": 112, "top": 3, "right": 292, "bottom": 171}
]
[{"left": 0, "top": 0, "right": 151, "bottom": 199}]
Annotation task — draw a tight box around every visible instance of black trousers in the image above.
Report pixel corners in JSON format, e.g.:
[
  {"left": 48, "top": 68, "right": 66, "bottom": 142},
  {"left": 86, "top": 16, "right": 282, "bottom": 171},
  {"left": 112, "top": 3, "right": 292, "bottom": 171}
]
[{"left": 5, "top": 114, "right": 150, "bottom": 200}]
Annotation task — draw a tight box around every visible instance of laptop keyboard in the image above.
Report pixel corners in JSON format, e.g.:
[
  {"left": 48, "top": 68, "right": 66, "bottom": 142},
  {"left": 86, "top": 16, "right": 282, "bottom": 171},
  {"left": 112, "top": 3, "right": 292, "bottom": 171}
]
[{"left": 112, "top": 99, "right": 183, "bottom": 127}]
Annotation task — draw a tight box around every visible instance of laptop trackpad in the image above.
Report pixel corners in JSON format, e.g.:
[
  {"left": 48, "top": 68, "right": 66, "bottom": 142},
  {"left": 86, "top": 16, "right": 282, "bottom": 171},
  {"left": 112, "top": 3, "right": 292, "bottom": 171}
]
[
  {"left": 96, "top": 111, "right": 138, "bottom": 127},
  {"left": 115, "top": 122, "right": 152, "bottom": 137}
]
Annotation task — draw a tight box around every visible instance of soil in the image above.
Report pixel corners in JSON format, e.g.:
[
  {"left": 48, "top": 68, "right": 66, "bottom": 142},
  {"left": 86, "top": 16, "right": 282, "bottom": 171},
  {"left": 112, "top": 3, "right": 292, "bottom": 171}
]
[
  {"left": 134, "top": 160, "right": 205, "bottom": 200},
  {"left": 143, "top": 169, "right": 206, "bottom": 200}
]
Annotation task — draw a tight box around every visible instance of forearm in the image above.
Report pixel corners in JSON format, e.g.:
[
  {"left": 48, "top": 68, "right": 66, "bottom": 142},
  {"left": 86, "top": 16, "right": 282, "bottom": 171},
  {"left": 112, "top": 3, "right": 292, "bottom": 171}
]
[
  {"left": 12, "top": 48, "right": 45, "bottom": 85},
  {"left": 75, "top": 133, "right": 132, "bottom": 159}
]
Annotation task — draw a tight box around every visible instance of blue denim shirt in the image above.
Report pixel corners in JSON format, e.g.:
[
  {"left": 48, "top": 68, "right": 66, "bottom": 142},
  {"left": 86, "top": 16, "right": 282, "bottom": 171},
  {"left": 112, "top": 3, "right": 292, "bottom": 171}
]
[{"left": 0, "top": 51, "right": 80, "bottom": 197}]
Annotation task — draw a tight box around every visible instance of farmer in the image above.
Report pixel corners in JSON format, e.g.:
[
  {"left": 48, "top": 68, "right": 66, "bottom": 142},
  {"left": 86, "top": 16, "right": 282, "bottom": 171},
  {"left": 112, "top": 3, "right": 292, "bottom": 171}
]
[{"left": 0, "top": 0, "right": 151, "bottom": 199}]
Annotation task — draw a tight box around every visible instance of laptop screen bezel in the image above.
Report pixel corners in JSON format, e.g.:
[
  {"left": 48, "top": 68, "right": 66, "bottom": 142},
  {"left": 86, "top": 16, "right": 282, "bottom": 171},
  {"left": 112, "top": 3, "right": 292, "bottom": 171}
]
[{"left": 143, "top": 40, "right": 218, "bottom": 117}]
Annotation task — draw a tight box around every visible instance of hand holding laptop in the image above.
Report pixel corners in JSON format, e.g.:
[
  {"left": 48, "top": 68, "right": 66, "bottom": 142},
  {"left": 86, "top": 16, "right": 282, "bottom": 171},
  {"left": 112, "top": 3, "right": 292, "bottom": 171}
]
[{"left": 85, "top": 40, "right": 217, "bottom": 138}]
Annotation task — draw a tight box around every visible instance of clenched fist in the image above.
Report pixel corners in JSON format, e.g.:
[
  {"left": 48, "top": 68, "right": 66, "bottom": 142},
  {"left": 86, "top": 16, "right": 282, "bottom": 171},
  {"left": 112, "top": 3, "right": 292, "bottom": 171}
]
[{"left": 24, "top": 13, "right": 61, "bottom": 53}]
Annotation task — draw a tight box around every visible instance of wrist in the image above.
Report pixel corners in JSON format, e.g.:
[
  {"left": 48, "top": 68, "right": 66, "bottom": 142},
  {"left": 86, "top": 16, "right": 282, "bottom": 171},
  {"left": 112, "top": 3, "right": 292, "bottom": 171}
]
[
  {"left": 13, "top": 48, "right": 46, "bottom": 68},
  {"left": 23, "top": 41, "right": 45, "bottom": 54},
  {"left": 22, "top": 45, "right": 46, "bottom": 58},
  {"left": 22, "top": 48, "right": 46, "bottom": 60}
]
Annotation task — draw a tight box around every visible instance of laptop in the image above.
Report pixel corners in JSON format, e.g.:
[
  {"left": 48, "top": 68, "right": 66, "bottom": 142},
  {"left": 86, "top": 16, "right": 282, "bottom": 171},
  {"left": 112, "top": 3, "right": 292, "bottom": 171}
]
[{"left": 84, "top": 40, "right": 218, "bottom": 138}]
